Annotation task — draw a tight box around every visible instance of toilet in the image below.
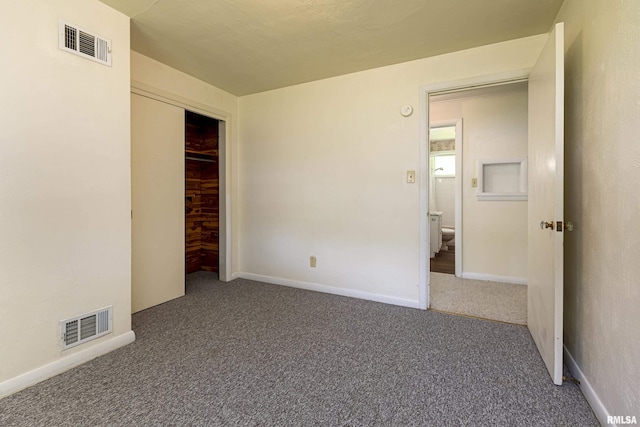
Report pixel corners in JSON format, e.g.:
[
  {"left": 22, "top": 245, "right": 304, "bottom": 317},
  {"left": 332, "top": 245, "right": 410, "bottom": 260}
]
[{"left": 442, "top": 227, "right": 455, "bottom": 246}]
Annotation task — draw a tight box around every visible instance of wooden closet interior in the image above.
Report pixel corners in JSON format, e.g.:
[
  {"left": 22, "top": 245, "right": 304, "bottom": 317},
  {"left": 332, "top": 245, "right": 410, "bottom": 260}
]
[{"left": 185, "top": 110, "right": 219, "bottom": 274}]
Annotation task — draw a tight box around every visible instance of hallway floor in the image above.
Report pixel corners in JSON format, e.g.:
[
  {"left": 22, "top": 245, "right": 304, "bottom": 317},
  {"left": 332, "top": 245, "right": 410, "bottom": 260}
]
[{"left": 430, "top": 272, "right": 527, "bottom": 325}]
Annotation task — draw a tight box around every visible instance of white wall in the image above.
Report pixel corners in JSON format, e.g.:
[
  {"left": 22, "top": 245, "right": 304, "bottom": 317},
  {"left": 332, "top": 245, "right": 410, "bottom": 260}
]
[
  {"left": 130, "top": 52, "right": 239, "bottom": 277},
  {"left": 431, "top": 86, "right": 529, "bottom": 281},
  {"left": 558, "top": 0, "right": 640, "bottom": 421},
  {"left": 238, "top": 35, "right": 545, "bottom": 304},
  {"left": 434, "top": 177, "right": 455, "bottom": 228},
  {"left": 0, "top": 0, "right": 131, "bottom": 388}
]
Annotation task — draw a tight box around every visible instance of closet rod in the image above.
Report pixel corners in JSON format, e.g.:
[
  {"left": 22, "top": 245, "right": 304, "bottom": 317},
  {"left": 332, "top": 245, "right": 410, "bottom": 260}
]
[{"left": 186, "top": 156, "right": 216, "bottom": 163}]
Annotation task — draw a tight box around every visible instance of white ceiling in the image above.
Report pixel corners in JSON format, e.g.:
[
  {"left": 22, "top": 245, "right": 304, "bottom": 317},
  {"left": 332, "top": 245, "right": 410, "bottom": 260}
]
[{"left": 99, "top": 0, "right": 563, "bottom": 96}]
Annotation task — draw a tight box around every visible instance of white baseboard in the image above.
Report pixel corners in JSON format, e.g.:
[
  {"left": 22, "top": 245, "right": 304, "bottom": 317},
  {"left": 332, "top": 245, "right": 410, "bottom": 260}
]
[
  {"left": 0, "top": 330, "right": 135, "bottom": 400},
  {"left": 236, "top": 272, "right": 420, "bottom": 309},
  {"left": 563, "top": 345, "right": 611, "bottom": 426},
  {"left": 460, "top": 272, "right": 527, "bottom": 285}
]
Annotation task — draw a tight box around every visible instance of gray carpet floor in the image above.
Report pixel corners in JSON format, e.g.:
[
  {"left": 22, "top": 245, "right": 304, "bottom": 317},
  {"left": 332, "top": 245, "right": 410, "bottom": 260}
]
[
  {"left": 430, "top": 272, "right": 528, "bottom": 325},
  {"left": 0, "top": 272, "right": 597, "bottom": 426}
]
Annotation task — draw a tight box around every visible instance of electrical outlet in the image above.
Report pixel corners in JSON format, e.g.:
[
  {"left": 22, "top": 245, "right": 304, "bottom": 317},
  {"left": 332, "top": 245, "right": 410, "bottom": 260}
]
[
  {"left": 407, "top": 170, "right": 416, "bottom": 183},
  {"left": 310, "top": 256, "right": 317, "bottom": 268},
  {"left": 472, "top": 178, "right": 478, "bottom": 188}
]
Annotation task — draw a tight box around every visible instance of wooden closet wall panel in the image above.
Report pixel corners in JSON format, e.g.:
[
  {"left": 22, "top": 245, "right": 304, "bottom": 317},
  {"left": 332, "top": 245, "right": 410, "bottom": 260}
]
[{"left": 185, "top": 158, "right": 202, "bottom": 273}]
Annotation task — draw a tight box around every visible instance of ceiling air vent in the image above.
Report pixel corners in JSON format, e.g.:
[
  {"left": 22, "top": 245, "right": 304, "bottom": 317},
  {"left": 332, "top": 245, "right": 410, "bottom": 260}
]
[
  {"left": 61, "top": 306, "right": 112, "bottom": 350},
  {"left": 58, "top": 19, "right": 112, "bottom": 66}
]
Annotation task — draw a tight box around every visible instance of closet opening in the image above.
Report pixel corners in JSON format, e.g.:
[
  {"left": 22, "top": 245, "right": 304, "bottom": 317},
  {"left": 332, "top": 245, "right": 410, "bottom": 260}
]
[{"left": 185, "top": 110, "right": 219, "bottom": 274}]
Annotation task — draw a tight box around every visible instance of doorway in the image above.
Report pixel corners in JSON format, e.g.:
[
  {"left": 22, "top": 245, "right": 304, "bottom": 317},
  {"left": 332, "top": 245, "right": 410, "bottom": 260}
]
[
  {"left": 420, "top": 78, "right": 530, "bottom": 323},
  {"left": 429, "top": 121, "right": 462, "bottom": 277}
]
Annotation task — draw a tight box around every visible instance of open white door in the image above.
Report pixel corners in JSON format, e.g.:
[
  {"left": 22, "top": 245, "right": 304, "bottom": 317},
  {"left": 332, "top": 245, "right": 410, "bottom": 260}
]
[{"left": 528, "top": 22, "right": 565, "bottom": 385}]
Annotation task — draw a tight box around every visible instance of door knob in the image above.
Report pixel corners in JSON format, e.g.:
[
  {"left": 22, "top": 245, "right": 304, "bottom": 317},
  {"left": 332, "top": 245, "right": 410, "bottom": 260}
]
[
  {"left": 540, "top": 221, "right": 554, "bottom": 230},
  {"left": 565, "top": 221, "right": 574, "bottom": 232}
]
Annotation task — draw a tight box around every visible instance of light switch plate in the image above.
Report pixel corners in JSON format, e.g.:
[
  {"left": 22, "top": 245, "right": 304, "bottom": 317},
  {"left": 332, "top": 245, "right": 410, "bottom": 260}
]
[{"left": 407, "top": 170, "right": 416, "bottom": 183}]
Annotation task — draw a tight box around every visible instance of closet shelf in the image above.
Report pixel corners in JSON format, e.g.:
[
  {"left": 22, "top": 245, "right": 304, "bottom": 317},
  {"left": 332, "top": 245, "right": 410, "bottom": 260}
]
[
  {"left": 185, "top": 149, "right": 218, "bottom": 155},
  {"left": 186, "top": 156, "right": 216, "bottom": 163},
  {"left": 185, "top": 149, "right": 217, "bottom": 164}
]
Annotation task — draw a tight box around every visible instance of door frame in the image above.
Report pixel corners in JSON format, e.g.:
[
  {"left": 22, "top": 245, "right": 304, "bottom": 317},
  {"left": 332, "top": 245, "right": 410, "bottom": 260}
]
[
  {"left": 131, "top": 80, "right": 234, "bottom": 282},
  {"left": 418, "top": 70, "right": 530, "bottom": 310}
]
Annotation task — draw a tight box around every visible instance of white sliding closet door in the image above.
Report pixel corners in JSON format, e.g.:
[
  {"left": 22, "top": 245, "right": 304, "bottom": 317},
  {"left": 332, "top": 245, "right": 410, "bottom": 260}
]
[{"left": 131, "top": 93, "right": 185, "bottom": 313}]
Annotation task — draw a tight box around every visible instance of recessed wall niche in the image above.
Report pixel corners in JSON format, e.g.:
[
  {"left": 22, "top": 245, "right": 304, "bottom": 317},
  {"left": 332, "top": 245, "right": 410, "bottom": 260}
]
[{"left": 476, "top": 158, "right": 527, "bottom": 201}]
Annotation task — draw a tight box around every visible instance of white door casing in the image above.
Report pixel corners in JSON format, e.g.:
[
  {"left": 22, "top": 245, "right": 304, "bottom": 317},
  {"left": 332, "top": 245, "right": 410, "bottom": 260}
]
[{"left": 527, "top": 22, "right": 565, "bottom": 385}]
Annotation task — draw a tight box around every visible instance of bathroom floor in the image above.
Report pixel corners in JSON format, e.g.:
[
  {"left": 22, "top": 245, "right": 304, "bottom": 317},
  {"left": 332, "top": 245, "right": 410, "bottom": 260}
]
[{"left": 430, "top": 240, "right": 455, "bottom": 274}]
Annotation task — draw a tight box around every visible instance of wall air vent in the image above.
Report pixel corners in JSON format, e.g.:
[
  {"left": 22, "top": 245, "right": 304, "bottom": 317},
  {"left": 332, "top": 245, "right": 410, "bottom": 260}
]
[
  {"left": 58, "top": 19, "right": 112, "bottom": 66},
  {"left": 61, "top": 306, "right": 112, "bottom": 350}
]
